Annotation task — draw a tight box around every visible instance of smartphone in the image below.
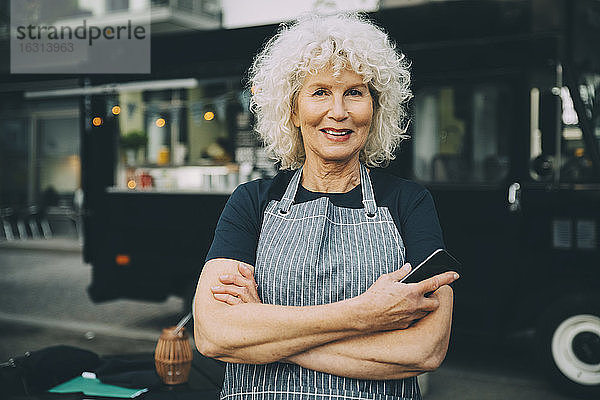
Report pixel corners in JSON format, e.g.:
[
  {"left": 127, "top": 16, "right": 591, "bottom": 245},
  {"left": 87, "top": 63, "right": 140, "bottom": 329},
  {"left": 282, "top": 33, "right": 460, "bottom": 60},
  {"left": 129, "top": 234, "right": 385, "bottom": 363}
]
[{"left": 400, "top": 249, "right": 461, "bottom": 284}]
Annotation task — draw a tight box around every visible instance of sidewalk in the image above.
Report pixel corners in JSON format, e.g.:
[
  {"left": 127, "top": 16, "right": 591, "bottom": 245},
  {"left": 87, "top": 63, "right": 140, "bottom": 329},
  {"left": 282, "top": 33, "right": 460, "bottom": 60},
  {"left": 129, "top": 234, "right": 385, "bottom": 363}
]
[{"left": 0, "top": 237, "right": 82, "bottom": 253}]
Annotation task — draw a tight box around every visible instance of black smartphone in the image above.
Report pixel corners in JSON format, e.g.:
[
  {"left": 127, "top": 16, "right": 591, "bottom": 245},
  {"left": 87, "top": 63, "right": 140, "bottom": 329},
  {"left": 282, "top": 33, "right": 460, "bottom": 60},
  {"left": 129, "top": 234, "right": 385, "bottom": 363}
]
[{"left": 400, "top": 249, "right": 461, "bottom": 284}]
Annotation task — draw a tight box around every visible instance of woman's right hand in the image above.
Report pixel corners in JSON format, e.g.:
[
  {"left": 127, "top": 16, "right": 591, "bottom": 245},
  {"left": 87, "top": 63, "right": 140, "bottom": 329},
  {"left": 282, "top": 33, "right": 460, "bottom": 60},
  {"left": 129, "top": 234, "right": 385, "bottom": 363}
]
[{"left": 354, "top": 263, "right": 459, "bottom": 331}]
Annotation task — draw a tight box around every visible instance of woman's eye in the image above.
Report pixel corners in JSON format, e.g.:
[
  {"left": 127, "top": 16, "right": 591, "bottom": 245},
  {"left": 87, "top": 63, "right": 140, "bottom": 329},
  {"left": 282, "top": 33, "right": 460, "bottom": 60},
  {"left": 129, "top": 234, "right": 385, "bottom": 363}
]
[
  {"left": 347, "top": 89, "right": 362, "bottom": 96},
  {"left": 313, "top": 89, "right": 327, "bottom": 96}
]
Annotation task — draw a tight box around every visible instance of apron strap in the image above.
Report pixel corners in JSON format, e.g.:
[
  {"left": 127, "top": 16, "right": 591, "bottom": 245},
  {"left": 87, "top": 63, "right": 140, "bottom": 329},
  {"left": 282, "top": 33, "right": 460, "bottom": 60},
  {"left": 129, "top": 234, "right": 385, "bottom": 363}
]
[
  {"left": 360, "top": 163, "right": 378, "bottom": 217},
  {"left": 278, "top": 167, "right": 303, "bottom": 214},
  {"left": 278, "top": 164, "right": 378, "bottom": 216}
]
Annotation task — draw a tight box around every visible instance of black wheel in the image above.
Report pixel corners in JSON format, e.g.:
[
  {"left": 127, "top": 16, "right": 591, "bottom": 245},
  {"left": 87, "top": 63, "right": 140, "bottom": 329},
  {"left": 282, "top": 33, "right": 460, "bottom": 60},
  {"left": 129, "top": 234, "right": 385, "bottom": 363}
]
[{"left": 536, "top": 295, "right": 600, "bottom": 398}]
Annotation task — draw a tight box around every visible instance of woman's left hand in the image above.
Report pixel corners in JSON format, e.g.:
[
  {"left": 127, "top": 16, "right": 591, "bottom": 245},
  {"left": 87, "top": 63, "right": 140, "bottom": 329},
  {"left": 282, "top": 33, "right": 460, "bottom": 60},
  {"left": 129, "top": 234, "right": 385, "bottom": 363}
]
[{"left": 210, "top": 262, "right": 262, "bottom": 305}]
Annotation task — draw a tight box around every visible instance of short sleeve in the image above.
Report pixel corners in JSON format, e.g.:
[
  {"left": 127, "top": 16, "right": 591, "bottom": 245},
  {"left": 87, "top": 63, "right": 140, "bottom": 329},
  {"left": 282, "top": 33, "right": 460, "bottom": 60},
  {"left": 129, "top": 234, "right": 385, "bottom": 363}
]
[
  {"left": 401, "top": 189, "right": 445, "bottom": 266},
  {"left": 205, "top": 183, "right": 262, "bottom": 266}
]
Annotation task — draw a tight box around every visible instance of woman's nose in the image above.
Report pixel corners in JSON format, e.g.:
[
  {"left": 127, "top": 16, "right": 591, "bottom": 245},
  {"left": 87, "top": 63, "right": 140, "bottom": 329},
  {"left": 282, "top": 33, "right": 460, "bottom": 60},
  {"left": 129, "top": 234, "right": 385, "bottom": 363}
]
[{"left": 328, "top": 95, "right": 348, "bottom": 121}]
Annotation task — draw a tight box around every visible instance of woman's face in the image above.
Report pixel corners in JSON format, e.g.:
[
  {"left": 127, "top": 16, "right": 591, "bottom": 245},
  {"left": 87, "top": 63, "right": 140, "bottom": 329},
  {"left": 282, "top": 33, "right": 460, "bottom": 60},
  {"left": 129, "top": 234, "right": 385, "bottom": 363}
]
[{"left": 292, "top": 66, "right": 373, "bottom": 166}]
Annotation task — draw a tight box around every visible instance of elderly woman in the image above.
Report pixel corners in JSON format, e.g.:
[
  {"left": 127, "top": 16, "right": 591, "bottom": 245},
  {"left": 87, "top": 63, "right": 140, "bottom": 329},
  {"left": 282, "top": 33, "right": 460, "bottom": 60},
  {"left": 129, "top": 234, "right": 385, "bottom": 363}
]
[{"left": 194, "top": 13, "right": 458, "bottom": 400}]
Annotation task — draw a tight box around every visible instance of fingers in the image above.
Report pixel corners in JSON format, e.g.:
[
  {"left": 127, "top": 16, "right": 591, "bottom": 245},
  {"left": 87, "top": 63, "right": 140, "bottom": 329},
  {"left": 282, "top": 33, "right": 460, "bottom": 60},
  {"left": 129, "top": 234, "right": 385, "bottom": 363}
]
[
  {"left": 211, "top": 284, "right": 256, "bottom": 303},
  {"left": 238, "top": 263, "right": 255, "bottom": 280},
  {"left": 219, "top": 274, "right": 260, "bottom": 298},
  {"left": 417, "top": 271, "right": 459, "bottom": 295},
  {"left": 237, "top": 263, "right": 258, "bottom": 290},
  {"left": 220, "top": 263, "right": 258, "bottom": 288},
  {"left": 386, "top": 263, "right": 412, "bottom": 282},
  {"left": 212, "top": 293, "right": 242, "bottom": 305},
  {"left": 211, "top": 262, "right": 261, "bottom": 305},
  {"left": 219, "top": 273, "right": 255, "bottom": 288}
]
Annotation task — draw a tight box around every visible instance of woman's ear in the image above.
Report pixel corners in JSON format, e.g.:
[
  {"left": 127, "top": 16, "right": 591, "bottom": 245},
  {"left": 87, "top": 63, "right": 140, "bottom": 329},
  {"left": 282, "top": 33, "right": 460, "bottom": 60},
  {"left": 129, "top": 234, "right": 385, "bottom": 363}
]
[
  {"left": 290, "top": 94, "right": 300, "bottom": 128},
  {"left": 291, "top": 110, "right": 300, "bottom": 128}
]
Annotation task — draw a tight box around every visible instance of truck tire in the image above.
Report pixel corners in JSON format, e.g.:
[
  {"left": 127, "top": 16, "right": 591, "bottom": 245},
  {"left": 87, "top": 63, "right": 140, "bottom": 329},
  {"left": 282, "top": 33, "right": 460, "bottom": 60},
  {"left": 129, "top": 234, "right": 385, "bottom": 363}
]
[{"left": 536, "top": 295, "right": 600, "bottom": 398}]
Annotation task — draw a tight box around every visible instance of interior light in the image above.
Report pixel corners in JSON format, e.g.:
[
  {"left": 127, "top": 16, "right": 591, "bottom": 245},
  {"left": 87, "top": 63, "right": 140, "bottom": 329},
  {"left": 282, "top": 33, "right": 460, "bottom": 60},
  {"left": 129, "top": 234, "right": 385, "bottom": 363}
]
[
  {"left": 92, "top": 117, "right": 103, "bottom": 126},
  {"left": 127, "top": 179, "right": 136, "bottom": 189},
  {"left": 155, "top": 118, "right": 166, "bottom": 128},
  {"left": 111, "top": 105, "right": 121, "bottom": 115},
  {"left": 204, "top": 111, "right": 215, "bottom": 121}
]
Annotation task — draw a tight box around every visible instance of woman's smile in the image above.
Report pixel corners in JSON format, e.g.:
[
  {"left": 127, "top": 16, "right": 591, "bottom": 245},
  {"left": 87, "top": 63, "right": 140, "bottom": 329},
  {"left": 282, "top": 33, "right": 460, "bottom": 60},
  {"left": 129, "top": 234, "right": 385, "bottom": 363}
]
[{"left": 320, "top": 127, "right": 353, "bottom": 142}]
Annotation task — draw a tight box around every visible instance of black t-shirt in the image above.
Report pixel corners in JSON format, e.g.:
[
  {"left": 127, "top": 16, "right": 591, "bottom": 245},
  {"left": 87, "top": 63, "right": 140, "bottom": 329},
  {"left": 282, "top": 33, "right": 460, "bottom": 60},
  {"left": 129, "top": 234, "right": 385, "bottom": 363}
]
[{"left": 206, "top": 168, "right": 444, "bottom": 267}]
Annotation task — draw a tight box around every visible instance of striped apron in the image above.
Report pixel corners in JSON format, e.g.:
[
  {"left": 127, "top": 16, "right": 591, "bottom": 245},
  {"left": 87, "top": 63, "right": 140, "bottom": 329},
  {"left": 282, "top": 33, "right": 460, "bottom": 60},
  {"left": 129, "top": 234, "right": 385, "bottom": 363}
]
[{"left": 220, "top": 164, "right": 420, "bottom": 400}]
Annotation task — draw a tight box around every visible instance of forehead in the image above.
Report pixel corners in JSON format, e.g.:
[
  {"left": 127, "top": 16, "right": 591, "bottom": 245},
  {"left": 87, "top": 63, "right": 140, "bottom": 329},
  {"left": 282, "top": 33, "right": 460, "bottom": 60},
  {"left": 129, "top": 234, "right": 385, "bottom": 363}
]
[{"left": 302, "top": 66, "right": 367, "bottom": 88}]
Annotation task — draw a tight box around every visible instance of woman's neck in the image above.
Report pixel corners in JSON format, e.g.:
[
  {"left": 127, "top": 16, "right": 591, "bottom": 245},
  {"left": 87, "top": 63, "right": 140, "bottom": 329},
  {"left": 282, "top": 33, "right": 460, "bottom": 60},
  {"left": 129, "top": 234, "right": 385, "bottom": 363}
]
[{"left": 301, "top": 158, "right": 361, "bottom": 193}]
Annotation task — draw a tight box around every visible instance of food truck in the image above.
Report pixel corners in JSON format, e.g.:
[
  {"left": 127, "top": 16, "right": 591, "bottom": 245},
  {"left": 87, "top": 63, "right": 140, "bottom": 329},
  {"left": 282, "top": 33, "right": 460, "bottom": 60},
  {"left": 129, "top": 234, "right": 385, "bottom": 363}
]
[{"left": 21, "top": 0, "right": 593, "bottom": 396}]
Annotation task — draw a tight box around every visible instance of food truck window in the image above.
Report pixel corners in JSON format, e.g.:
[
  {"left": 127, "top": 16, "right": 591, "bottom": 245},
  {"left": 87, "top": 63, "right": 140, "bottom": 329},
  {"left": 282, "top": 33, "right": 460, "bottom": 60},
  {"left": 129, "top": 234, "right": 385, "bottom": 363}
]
[
  {"left": 109, "top": 79, "right": 271, "bottom": 193},
  {"left": 530, "top": 79, "right": 600, "bottom": 183},
  {"left": 413, "top": 84, "right": 510, "bottom": 183},
  {"left": 37, "top": 116, "right": 81, "bottom": 200},
  {"left": 558, "top": 76, "right": 599, "bottom": 183}
]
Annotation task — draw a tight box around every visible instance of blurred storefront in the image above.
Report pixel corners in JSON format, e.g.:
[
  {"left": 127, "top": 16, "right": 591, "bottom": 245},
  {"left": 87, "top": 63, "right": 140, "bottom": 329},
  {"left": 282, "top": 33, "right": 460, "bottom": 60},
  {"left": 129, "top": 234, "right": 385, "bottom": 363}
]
[{"left": 0, "top": 0, "right": 223, "bottom": 238}]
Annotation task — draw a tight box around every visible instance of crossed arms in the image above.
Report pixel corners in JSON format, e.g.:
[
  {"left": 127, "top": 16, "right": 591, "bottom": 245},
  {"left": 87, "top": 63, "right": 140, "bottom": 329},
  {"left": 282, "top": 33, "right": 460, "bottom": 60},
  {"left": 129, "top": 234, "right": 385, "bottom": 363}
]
[{"left": 193, "top": 258, "right": 457, "bottom": 380}]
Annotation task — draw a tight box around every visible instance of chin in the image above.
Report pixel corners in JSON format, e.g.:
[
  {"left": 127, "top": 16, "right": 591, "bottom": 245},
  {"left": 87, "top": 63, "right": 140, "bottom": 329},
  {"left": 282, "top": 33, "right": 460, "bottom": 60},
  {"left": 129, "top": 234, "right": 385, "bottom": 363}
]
[{"left": 316, "top": 154, "right": 358, "bottom": 164}]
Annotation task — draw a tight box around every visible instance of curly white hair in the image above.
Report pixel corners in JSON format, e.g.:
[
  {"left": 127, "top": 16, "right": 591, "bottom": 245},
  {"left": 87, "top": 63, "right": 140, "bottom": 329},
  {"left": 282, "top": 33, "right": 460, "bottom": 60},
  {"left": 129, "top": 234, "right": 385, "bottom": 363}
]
[{"left": 249, "top": 12, "right": 412, "bottom": 169}]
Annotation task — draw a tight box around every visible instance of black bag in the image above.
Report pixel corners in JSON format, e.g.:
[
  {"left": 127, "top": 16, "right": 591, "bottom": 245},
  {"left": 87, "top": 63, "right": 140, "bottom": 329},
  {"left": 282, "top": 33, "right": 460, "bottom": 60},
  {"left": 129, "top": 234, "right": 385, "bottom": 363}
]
[
  {"left": 0, "top": 345, "right": 100, "bottom": 396},
  {"left": 95, "top": 357, "right": 161, "bottom": 388}
]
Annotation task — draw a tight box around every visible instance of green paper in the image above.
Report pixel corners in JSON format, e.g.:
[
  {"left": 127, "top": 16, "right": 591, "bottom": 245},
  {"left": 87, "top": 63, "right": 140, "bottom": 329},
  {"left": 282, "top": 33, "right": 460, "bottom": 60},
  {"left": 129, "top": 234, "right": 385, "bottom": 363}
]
[{"left": 49, "top": 376, "right": 148, "bottom": 398}]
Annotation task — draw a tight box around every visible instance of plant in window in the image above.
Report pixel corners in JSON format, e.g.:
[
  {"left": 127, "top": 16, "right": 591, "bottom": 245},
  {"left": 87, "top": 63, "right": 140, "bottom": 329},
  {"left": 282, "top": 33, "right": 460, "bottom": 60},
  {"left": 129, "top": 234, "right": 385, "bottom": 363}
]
[
  {"left": 120, "top": 130, "right": 147, "bottom": 149},
  {"left": 120, "top": 130, "right": 147, "bottom": 165}
]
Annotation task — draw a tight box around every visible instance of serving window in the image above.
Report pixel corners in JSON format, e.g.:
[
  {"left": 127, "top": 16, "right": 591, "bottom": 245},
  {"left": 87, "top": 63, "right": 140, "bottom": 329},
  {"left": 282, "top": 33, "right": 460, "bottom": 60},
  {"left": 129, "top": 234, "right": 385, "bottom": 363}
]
[
  {"left": 557, "top": 74, "right": 600, "bottom": 183},
  {"left": 412, "top": 84, "right": 511, "bottom": 184},
  {"left": 108, "top": 78, "right": 275, "bottom": 193}
]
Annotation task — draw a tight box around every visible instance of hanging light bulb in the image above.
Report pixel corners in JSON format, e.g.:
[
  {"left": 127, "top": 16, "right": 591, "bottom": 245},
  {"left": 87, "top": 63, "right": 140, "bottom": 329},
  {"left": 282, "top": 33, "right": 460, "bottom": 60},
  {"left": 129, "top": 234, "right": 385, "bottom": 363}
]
[{"left": 155, "top": 117, "right": 166, "bottom": 128}]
